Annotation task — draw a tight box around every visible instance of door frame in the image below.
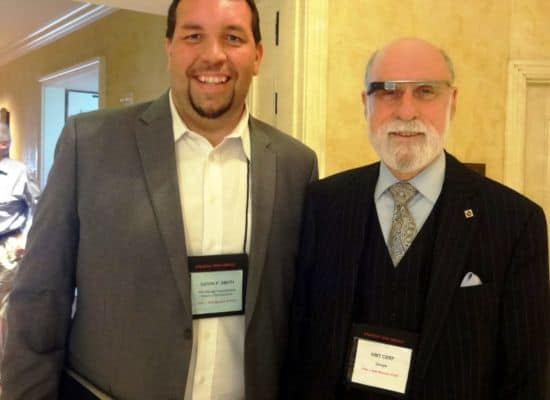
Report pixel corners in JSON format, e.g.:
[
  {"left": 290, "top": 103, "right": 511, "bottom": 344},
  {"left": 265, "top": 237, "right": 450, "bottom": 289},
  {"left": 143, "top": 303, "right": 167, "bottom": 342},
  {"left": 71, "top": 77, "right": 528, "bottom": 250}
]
[
  {"left": 38, "top": 57, "right": 105, "bottom": 186},
  {"left": 293, "top": 0, "right": 328, "bottom": 177},
  {"left": 249, "top": 0, "right": 328, "bottom": 177},
  {"left": 504, "top": 60, "right": 550, "bottom": 192}
]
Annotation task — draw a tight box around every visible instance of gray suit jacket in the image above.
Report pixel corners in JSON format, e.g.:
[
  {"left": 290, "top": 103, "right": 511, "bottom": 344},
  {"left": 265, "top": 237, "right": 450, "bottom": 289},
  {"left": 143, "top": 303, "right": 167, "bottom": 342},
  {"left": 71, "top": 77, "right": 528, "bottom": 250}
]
[{"left": 1, "top": 93, "right": 318, "bottom": 400}]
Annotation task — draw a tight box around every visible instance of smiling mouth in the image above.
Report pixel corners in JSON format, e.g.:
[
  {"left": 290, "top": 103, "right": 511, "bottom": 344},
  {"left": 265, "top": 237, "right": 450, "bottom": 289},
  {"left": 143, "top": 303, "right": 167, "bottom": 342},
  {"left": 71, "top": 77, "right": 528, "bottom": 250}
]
[
  {"left": 390, "top": 131, "right": 423, "bottom": 137},
  {"left": 196, "top": 75, "right": 230, "bottom": 84}
]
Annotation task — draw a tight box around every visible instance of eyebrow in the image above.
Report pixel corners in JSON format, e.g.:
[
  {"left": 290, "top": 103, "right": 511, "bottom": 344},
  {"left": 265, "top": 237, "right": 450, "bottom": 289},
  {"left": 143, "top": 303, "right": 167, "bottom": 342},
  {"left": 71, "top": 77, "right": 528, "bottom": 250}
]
[
  {"left": 225, "top": 25, "right": 247, "bottom": 33},
  {"left": 178, "top": 23, "right": 248, "bottom": 33},
  {"left": 180, "top": 23, "right": 203, "bottom": 31}
]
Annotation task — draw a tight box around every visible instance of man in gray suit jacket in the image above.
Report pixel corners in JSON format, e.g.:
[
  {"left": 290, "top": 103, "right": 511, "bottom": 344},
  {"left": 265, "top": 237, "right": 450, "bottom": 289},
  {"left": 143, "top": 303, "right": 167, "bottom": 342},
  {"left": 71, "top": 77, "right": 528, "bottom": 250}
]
[
  {"left": 285, "top": 37, "right": 549, "bottom": 399},
  {"left": 1, "top": 0, "right": 317, "bottom": 399}
]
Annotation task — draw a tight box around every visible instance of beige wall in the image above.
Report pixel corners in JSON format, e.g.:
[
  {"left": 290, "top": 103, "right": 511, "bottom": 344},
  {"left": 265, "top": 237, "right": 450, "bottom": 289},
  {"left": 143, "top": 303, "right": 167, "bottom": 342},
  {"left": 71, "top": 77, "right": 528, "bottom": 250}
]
[
  {"left": 0, "top": 10, "right": 168, "bottom": 171},
  {"left": 2, "top": 1, "right": 550, "bottom": 182},
  {"left": 325, "top": 0, "right": 550, "bottom": 180}
]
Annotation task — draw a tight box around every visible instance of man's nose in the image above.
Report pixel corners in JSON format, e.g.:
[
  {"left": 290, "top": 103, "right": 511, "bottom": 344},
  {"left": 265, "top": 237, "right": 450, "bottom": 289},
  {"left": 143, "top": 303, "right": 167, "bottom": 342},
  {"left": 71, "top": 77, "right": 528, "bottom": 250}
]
[
  {"left": 394, "top": 89, "right": 419, "bottom": 121},
  {"left": 201, "top": 39, "right": 228, "bottom": 64}
]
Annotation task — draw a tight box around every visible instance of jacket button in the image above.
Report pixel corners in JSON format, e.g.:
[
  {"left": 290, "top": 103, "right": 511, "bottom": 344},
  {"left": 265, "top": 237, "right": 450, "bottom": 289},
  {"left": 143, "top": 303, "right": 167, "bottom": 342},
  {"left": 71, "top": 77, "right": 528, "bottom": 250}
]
[{"left": 184, "top": 328, "right": 192, "bottom": 339}]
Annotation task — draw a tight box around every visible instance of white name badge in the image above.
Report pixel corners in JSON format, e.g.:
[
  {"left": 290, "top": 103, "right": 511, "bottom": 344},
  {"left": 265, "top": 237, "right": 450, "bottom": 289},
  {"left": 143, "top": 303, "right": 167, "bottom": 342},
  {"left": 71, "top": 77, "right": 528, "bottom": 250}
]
[
  {"left": 188, "top": 254, "right": 248, "bottom": 319},
  {"left": 346, "top": 324, "right": 418, "bottom": 398}
]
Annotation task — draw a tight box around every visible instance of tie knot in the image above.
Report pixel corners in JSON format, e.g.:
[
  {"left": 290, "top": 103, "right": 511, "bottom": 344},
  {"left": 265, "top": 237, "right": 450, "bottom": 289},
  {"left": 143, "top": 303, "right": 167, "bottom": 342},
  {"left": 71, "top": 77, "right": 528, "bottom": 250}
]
[{"left": 389, "top": 182, "right": 417, "bottom": 205}]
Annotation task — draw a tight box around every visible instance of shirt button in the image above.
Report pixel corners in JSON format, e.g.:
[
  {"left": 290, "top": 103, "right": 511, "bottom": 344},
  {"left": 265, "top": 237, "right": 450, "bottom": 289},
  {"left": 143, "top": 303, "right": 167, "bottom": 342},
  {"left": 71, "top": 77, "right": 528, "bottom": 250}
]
[{"left": 183, "top": 328, "right": 192, "bottom": 339}]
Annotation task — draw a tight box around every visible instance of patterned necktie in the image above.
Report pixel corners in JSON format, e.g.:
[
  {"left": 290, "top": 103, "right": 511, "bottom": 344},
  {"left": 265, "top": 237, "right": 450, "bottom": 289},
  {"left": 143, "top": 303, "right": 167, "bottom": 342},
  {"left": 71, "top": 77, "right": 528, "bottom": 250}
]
[{"left": 388, "top": 182, "right": 417, "bottom": 266}]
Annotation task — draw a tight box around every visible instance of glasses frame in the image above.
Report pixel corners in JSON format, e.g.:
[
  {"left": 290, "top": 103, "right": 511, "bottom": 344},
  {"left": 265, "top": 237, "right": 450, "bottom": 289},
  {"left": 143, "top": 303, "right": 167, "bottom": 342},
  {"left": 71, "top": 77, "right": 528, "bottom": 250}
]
[{"left": 366, "top": 80, "right": 452, "bottom": 96}]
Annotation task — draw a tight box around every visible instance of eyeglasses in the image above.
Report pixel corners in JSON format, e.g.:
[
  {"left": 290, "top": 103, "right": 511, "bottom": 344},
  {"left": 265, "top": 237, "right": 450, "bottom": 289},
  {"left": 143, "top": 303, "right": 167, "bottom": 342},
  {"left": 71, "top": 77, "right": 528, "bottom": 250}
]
[{"left": 366, "top": 80, "right": 452, "bottom": 103}]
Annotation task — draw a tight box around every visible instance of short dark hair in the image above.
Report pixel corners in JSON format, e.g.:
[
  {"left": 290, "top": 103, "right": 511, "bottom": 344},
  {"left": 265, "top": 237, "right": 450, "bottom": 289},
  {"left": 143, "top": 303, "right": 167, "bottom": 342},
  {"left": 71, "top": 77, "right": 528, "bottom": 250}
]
[{"left": 166, "top": 0, "right": 262, "bottom": 44}]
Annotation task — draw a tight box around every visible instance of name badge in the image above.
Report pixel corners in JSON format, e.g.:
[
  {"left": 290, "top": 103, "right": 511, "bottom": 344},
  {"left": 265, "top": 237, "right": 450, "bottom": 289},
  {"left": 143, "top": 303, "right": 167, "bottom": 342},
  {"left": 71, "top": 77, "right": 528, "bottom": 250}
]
[
  {"left": 345, "top": 324, "right": 418, "bottom": 397},
  {"left": 188, "top": 253, "right": 248, "bottom": 319}
]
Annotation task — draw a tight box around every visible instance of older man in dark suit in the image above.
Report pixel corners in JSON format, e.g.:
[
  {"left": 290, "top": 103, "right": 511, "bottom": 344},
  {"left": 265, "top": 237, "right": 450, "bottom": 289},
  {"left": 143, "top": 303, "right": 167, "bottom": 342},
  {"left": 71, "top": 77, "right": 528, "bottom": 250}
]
[
  {"left": 285, "top": 37, "right": 549, "bottom": 400},
  {"left": 1, "top": 1, "right": 317, "bottom": 399}
]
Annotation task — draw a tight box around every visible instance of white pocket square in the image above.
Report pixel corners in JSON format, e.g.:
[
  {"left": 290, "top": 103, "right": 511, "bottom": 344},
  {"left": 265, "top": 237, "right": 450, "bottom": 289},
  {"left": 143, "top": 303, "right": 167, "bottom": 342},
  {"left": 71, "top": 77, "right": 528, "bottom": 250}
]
[{"left": 460, "top": 272, "right": 482, "bottom": 287}]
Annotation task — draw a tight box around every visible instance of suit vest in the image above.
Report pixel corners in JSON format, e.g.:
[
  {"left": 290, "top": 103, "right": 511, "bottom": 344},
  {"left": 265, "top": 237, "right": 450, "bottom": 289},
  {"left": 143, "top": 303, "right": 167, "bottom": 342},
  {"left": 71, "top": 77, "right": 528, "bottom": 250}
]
[{"left": 341, "top": 199, "right": 442, "bottom": 399}]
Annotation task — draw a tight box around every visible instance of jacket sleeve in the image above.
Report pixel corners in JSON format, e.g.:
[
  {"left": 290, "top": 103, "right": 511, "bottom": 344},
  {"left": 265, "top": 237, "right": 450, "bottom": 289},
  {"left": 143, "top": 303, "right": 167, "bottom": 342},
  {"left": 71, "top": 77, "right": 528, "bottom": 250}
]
[
  {"left": 498, "top": 204, "right": 550, "bottom": 400},
  {"left": 1, "top": 117, "right": 80, "bottom": 399},
  {"left": 282, "top": 185, "right": 321, "bottom": 399}
]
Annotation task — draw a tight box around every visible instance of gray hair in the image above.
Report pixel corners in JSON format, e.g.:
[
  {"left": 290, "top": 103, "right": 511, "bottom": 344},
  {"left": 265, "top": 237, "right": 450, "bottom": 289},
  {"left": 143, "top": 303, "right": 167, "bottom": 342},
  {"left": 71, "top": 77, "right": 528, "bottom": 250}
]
[
  {"left": 364, "top": 48, "right": 455, "bottom": 88},
  {"left": 0, "top": 122, "right": 10, "bottom": 139}
]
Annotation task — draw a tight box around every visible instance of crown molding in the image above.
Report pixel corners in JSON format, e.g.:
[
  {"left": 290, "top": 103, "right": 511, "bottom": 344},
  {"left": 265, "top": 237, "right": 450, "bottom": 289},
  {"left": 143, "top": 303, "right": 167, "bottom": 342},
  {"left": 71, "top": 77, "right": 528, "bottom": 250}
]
[{"left": 0, "top": 3, "right": 114, "bottom": 67}]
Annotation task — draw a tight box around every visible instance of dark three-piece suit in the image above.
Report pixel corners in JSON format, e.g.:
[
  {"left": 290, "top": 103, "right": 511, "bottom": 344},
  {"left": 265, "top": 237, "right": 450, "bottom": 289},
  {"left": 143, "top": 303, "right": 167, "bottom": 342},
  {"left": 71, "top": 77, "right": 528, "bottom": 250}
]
[{"left": 286, "top": 153, "right": 550, "bottom": 400}]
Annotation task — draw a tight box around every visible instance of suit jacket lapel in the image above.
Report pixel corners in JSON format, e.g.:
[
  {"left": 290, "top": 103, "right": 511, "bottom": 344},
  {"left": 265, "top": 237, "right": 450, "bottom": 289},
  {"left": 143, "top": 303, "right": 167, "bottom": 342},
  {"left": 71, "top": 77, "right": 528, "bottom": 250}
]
[
  {"left": 245, "top": 117, "right": 276, "bottom": 329},
  {"left": 134, "top": 93, "right": 192, "bottom": 319},
  {"left": 413, "top": 153, "right": 480, "bottom": 380}
]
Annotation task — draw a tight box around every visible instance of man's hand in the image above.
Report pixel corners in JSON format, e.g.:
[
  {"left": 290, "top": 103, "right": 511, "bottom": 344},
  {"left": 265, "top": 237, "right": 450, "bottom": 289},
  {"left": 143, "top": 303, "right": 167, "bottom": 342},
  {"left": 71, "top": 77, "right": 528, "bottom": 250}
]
[{"left": 0, "top": 234, "right": 26, "bottom": 270}]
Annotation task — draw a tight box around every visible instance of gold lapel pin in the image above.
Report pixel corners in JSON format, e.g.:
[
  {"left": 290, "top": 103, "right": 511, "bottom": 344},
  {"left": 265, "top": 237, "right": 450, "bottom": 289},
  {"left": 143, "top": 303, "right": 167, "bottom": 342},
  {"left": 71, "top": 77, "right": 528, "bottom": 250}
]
[{"left": 464, "top": 209, "right": 474, "bottom": 219}]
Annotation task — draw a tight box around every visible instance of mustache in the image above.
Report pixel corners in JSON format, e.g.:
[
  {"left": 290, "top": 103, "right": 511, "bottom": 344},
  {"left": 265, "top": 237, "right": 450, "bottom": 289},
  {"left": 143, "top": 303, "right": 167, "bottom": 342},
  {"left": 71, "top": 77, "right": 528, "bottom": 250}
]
[{"left": 379, "top": 119, "right": 430, "bottom": 135}]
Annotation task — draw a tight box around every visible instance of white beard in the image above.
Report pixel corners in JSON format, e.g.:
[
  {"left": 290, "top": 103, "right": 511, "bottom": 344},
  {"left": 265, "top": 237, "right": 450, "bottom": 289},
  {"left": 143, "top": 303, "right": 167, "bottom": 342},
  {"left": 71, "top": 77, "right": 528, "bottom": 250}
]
[{"left": 368, "top": 103, "right": 451, "bottom": 176}]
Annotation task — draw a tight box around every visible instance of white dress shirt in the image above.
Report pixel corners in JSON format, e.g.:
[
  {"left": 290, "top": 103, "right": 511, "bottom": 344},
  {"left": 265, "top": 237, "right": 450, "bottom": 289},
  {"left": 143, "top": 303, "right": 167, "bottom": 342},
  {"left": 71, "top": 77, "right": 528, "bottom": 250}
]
[
  {"left": 374, "top": 152, "right": 446, "bottom": 246},
  {"left": 170, "top": 92, "right": 251, "bottom": 400}
]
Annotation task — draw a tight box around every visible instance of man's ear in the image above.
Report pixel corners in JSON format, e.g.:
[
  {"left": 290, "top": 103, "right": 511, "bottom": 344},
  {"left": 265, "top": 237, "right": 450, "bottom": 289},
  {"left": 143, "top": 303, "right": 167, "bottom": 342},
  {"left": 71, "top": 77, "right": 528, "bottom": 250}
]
[
  {"left": 253, "top": 41, "right": 264, "bottom": 76},
  {"left": 165, "top": 38, "right": 173, "bottom": 71},
  {"left": 449, "top": 87, "right": 458, "bottom": 119}
]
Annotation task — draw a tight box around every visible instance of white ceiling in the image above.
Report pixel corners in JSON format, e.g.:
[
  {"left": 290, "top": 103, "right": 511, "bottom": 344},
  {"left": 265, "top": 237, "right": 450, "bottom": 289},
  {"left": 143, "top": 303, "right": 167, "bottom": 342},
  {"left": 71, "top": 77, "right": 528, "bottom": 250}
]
[
  {"left": 0, "top": 0, "right": 171, "bottom": 67},
  {"left": 0, "top": 0, "right": 83, "bottom": 56},
  {"left": 86, "top": 0, "right": 171, "bottom": 15}
]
